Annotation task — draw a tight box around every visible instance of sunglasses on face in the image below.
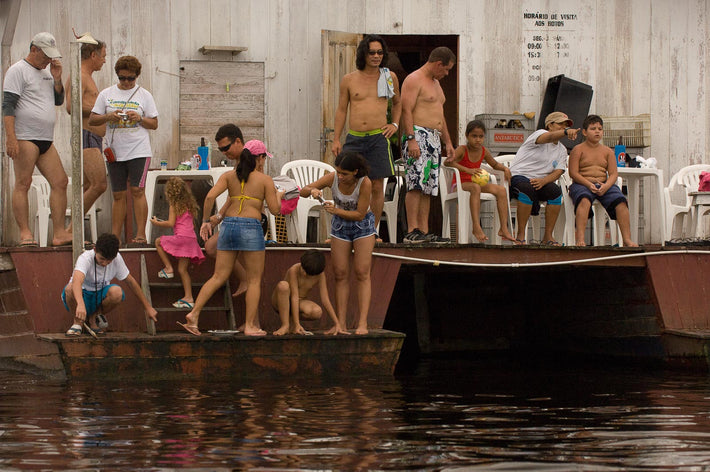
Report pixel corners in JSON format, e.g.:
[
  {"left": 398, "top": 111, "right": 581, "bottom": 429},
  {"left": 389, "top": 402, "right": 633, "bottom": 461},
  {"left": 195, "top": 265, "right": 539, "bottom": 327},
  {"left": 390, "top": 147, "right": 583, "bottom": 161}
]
[
  {"left": 118, "top": 75, "right": 137, "bottom": 82},
  {"left": 218, "top": 140, "right": 234, "bottom": 153},
  {"left": 368, "top": 50, "right": 384, "bottom": 56}
]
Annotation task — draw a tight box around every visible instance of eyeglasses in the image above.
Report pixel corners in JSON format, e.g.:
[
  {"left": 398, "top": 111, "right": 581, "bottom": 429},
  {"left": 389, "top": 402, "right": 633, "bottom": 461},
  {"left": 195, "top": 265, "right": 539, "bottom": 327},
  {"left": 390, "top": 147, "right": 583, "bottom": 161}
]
[
  {"left": 367, "top": 50, "right": 384, "bottom": 56},
  {"left": 117, "top": 75, "right": 137, "bottom": 82},
  {"left": 218, "top": 140, "right": 234, "bottom": 153}
]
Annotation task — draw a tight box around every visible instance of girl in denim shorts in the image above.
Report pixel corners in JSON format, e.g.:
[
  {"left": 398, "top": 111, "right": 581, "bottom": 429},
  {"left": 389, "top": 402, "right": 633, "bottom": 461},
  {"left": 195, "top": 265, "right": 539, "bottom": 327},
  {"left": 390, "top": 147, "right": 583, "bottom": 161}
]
[{"left": 300, "top": 151, "right": 376, "bottom": 335}]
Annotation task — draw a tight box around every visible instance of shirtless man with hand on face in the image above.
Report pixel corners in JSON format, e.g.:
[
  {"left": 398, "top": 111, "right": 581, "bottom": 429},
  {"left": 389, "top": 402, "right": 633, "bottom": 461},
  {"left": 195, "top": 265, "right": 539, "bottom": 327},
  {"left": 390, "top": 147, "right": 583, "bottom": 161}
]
[
  {"left": 332, "top": 34, "right": 401, "bottom": 240},
  {"left": 65, "top": 39, "right": 109, "bottom": 233}
]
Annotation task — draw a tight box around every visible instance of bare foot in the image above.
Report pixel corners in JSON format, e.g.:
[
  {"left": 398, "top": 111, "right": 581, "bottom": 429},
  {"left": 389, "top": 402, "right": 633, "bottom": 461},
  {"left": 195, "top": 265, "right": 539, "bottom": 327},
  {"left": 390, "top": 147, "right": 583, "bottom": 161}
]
[
  {"left": 273, "top": 326, "right": 289, "bottom": 336},
  {"left": 575, "top": 240, "right": 587, "bottom": 247},
  {"left": 245, "top": 327, "right": 267, "bottom": 336},
  {"left": 232, "top": 281, "right": 247, "bottom": 298},
  {"left": 499, "top": 230, "right": 518, "bottom": 243},
  {"left": 52, "top": 232, "right": 73, "bottom": 246},
  {"left": 623, "top": 239, "right": 639, "bottom": 247},
  {"left": 355, "top": 326, "right": 369, "bottom": 335},
  {"left": 473, "top": 230, "right": 489, "bottom": 243}
]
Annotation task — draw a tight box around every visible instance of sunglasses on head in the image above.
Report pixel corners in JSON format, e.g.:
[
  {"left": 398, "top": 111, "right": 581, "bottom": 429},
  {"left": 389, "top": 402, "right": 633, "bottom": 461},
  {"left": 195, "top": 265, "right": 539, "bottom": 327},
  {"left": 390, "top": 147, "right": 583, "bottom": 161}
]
[
  {"left": 367, "top": 49, "right": 384, "bottom": 56},
  {"left": 118, "top": 75, "right": 136, "bottom": 82},
  {"left": 218, "top": 140, "right": 234, "bottom": 153}
]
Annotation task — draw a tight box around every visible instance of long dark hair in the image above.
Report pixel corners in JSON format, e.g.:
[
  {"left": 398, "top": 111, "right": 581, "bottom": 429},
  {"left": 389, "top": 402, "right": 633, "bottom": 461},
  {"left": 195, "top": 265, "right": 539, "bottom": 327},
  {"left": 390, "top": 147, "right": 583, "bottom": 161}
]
[
  {"left": 335, "top": 151, "right": 369, "bottom": 178},
  {"left": 355, "top": 34, "right": 389, "bottom": 71},
  {"left": 236, "top": 148, "right": 257, "bottom": 182}
]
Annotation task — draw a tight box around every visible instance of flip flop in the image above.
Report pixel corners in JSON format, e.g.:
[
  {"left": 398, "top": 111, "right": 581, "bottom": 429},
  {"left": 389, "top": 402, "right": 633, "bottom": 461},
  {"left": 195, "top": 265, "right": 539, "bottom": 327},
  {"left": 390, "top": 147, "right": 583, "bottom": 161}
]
[
  {"left": 158, "top": 269, "right": 174, "bottom": 279},
  {"left": 83, "top": 323, "right": 98, "bottom": 339},
  {"left": 172, "top": 299, "right": 194, "bottom": 309},
  {"left": 542, "top": 240, "right": 562, "bottom": 247},
  {"left": 177, "top": 321, "right": 201, "bottom": 336},
  {"left": 131, "top": 237, "right": 148, "bottom": 244},
  {"left": 515, "top": 238, "right": 527, "bottom": 245},
  {"left": 18, "top": 238, "right": 39, "bottom": 247},
  {"left": 65, "top": 324, "right": 82, "bottom": 336}
]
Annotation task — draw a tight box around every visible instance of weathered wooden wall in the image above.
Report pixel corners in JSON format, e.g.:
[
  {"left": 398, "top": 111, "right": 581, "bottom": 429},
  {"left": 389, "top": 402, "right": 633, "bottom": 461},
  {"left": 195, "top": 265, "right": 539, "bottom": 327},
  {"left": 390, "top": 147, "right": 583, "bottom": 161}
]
[{"left": 1, "top": 0, "right": 709, "bottom": 240}]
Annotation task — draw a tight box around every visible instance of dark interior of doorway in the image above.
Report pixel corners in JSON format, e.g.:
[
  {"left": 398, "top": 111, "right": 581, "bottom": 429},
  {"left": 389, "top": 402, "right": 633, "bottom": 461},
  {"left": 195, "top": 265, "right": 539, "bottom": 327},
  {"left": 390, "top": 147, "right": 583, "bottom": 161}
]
[{"left": 381, "top": 34, "right": 459, "bottom": 153}]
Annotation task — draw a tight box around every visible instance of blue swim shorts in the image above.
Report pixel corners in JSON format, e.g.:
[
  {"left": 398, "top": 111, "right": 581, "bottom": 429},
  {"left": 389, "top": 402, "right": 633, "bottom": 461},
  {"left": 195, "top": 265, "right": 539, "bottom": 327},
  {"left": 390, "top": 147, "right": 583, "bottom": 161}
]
[
  {"left": 217, "top": 216, "right": 265, "bottom": 251},
  {"left": 330, "top": 212, "right": 376, "bottom": 242},
  {"left": 62, "top": 284, "right": 124, "bottom": 316},
  {"left": 568, "top": 182, "right": 627, "bottom": 220}
]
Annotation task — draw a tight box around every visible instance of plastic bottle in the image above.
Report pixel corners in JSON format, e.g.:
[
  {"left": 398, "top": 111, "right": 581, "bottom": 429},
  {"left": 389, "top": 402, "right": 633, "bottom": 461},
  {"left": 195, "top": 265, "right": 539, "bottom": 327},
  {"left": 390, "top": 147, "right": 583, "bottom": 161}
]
[
  {"left": 160, "top": 158, "right": 168, "bottom": 171},
  {"left": 615, "top": 136, "right": 626, "bottom": 168},
  {"left": 198, "top": 137, "right": 210, "bottom": 170}
]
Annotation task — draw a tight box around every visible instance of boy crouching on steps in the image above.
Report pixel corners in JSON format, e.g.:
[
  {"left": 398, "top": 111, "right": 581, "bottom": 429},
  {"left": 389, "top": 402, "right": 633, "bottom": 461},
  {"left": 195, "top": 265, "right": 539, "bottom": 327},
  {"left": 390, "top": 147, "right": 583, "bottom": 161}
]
[{"left": 271, "top": 249, "right": 348, "bottom": 335}]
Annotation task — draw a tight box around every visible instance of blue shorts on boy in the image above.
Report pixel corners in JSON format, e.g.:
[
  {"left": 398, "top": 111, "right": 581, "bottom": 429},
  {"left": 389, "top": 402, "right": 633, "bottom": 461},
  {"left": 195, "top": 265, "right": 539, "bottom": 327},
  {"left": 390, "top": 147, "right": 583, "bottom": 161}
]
[
  {"left": 217, "top": 216, "right": 265, "bottom": 251},
  {"left": 568, "top": 182, "right": 627, "bottom": 220},
  {"left": 62, "top": 284, "right": 124, "bottom": 316},
  {"left": 330, "top": 212, "right": 377, "bottom": 242}
]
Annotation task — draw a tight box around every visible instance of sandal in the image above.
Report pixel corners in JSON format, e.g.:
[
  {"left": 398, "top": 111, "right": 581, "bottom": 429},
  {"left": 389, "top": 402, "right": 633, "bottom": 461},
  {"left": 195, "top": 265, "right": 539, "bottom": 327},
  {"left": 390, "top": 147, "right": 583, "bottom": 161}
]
[
  {"left": 172, "top": 299, "right": 194, "bottom": 309},
  {"left": 158, "top": 269, "right": 174, "bottom": 279},
  {"left": 542, "top": 240, "right": 562, "bottom": 247},
  {"left": 66, "top": 324, "right": 82, "bottom": 336}
]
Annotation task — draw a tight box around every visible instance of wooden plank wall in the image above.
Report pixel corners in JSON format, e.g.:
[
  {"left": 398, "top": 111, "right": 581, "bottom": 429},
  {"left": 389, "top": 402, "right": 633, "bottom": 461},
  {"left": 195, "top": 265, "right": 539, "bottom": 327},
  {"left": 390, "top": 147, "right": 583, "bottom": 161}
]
[{"left": 1, "top": 0, "right": 709, "bottom": 239}]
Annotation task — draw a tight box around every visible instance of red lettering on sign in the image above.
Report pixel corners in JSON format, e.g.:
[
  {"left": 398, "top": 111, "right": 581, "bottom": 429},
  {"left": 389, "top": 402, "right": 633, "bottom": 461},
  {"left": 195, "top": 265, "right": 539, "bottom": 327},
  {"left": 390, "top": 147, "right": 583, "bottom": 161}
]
[{"left": 493, "top": 133, "right": 524, "bottom": 143}]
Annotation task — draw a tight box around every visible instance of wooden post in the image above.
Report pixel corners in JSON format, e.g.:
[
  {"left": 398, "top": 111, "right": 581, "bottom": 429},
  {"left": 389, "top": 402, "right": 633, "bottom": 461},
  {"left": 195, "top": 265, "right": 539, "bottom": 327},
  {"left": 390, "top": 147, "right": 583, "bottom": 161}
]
[{"left": 69, "top": 42, "right": 84, "bottom": 264}]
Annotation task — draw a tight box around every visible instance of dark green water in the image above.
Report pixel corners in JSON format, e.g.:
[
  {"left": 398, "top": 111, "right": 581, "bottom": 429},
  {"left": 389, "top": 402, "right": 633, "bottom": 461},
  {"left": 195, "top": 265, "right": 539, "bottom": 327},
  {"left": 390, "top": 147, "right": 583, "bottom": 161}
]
[{"left": 1, "top": 356, "right": 710, "bottom": 471}]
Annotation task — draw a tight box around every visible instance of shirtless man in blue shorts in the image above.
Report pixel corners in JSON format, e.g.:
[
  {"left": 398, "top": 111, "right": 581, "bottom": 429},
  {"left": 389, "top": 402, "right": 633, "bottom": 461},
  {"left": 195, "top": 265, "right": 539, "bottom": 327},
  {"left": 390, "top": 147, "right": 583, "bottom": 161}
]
[
  {"left": 400, "top": 47, "right": 456, "bottom": 244},
  {"left": 332, "top": 34, "right": 401, "bottom": 239}
]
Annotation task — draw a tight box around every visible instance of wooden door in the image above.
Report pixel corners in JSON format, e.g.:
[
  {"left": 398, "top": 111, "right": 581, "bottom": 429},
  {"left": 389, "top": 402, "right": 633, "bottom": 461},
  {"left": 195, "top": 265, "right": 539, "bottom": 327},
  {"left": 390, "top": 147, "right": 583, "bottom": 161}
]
[
  {"left": 179, "top": 61, "right": 265, "bottom": 166},
  {"left": 321, "top": 30, "right": 361, "bottom": 165}
]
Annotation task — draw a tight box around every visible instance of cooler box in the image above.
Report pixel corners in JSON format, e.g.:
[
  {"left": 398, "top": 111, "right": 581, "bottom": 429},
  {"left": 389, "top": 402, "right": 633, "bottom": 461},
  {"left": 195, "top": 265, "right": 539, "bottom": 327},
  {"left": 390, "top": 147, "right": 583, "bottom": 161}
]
[{"left": 475, "top": 114, "right": 535, "bottom": 152}]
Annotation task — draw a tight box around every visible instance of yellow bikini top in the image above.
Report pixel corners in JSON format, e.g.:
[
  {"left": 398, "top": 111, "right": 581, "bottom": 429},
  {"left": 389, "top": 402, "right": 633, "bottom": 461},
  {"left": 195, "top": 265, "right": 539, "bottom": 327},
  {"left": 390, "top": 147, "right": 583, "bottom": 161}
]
[{"left": 230, "top": 180, "right": 260, "bottom": 213}]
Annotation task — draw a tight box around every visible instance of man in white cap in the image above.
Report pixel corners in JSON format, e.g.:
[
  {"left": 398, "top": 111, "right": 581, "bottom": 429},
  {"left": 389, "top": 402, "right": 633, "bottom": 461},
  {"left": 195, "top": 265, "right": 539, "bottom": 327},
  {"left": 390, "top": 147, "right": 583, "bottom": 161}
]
[
  {"left": 2, "top": 32, "right": 72, "bottom": 246},
  {"left": 509, "top": 111, "right": 580, "bottom": 245}
]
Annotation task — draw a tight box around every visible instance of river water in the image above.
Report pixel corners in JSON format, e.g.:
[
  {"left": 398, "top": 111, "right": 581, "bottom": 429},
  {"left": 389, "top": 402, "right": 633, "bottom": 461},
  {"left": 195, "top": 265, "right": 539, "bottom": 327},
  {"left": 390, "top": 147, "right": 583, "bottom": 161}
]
[{"left": 1, "top": 356, "right": 710, "bottom": 471}]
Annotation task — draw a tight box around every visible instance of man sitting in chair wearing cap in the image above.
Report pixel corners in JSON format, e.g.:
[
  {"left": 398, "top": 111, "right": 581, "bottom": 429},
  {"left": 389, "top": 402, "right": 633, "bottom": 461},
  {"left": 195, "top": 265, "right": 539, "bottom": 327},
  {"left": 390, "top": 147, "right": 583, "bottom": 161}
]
[
  {"left": 2, "top": 32, "right": 73, "bottom": 247},
  {"left": 509, "top": 111, "right": 580, "bottom": 245}
]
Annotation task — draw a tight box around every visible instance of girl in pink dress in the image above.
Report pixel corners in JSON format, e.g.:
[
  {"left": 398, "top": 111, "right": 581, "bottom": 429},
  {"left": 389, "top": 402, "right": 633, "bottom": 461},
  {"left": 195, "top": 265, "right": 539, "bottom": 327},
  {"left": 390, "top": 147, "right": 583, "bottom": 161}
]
[{"left": 150, "top": 177, "right": 205, "bottom": 308}]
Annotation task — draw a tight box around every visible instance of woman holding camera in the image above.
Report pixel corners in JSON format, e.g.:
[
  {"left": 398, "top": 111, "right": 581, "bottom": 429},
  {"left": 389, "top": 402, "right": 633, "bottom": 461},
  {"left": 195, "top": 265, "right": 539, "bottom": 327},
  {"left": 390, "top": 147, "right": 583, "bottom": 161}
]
[{"left": 89, "top": 55, "right": 158, "bottom": 245}]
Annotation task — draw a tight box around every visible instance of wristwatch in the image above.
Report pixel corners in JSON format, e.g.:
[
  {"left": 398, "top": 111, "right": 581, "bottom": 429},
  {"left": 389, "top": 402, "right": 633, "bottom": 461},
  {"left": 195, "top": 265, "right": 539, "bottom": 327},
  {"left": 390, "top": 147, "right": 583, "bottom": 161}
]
[
  {"left": 564, "top": 127, "right": 571, "bottom": 137},
  {"left": 405, "top": 134, "right": 415, "bottom": 141}
]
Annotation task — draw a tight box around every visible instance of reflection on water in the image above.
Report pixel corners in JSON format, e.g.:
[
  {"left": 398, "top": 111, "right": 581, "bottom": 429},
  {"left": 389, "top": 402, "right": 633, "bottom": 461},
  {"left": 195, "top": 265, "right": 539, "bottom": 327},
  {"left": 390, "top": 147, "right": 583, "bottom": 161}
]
[{"left": 1, "top": 357, "right": 710, "bottom": 470}]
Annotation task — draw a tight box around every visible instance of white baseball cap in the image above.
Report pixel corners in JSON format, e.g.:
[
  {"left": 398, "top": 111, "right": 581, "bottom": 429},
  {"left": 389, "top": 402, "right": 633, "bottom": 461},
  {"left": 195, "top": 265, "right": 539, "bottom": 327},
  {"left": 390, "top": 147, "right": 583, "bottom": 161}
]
[{"left": 31, "top": 32, "right": 61, "bottom": 59}]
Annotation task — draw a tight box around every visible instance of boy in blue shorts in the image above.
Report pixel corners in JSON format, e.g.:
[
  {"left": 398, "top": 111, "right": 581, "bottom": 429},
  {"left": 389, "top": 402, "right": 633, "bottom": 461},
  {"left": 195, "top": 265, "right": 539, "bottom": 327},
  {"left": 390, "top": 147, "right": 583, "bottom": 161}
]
[
  {"left": 62, "top": 233, "right": 157, "bottom": 336},
  {"left": 568, "top": 114, "right": 638, "bottom": 247}
]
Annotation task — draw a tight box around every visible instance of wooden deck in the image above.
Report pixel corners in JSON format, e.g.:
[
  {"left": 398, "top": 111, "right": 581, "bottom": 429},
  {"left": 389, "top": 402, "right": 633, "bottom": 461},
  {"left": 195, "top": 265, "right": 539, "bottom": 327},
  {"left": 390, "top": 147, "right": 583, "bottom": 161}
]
[
  {"left": 2, "top": 243, "right": 710, "bottom": 375},
  {"left": 37, "top": 329, "right": 405, "bottom": 380}
]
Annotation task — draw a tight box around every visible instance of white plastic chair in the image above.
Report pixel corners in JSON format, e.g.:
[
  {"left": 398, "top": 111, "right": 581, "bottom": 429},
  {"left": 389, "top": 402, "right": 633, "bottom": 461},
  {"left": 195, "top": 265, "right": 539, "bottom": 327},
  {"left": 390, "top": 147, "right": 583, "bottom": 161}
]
[
  {"left": 377, "top": 175, "right": 402, "bottom": 243},
  {"left": 280, "top": 160, "right": 335, "bottom": 243},
  {"left": 664, "top": 164, "right": 710, "bottom": 239},
  {"left": 31, "top": 175, "right": 98, "bottom": 246},
  {"left": 439, "top": 166, "right": 501, "bottom": 244},
  {"left": 560, "top": 173, "right": 623, "bottom": 246}
]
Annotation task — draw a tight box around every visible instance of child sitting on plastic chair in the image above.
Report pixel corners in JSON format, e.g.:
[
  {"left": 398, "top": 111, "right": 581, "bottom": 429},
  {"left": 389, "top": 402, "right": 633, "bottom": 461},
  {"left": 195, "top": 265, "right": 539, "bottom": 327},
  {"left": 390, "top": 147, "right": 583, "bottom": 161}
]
[{"left": 444, "top": 119, "right": 517, "bottom": 243}]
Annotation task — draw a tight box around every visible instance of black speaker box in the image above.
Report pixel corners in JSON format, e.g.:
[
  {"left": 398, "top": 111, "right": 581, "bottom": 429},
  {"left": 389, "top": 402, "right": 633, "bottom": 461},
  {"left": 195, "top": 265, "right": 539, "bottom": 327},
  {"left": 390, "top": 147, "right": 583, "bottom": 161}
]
[{"left": 537, "top": 75, "right": 593, "bottom": 150}]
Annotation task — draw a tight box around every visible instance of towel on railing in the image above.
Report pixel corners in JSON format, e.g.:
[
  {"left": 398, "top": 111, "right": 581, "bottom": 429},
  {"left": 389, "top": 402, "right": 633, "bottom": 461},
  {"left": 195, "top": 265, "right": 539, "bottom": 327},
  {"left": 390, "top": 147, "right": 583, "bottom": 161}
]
[{"left": 699, "top": 172, "right": 710, "bottom": 191}]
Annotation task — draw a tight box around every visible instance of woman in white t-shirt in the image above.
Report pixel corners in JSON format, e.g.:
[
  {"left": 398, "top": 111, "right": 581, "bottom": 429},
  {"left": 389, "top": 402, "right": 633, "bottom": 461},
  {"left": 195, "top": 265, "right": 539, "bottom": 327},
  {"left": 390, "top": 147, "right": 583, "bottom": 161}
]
[{"left": 89, "top": 56, "right": 159, "bottom": 245}]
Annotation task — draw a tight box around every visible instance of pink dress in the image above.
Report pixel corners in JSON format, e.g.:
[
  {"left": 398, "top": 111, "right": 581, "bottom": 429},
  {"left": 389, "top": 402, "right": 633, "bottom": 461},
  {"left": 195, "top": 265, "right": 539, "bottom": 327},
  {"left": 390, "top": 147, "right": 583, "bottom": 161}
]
[{"left": 159, "top": 211, "right": 206, "bottom": 264}]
